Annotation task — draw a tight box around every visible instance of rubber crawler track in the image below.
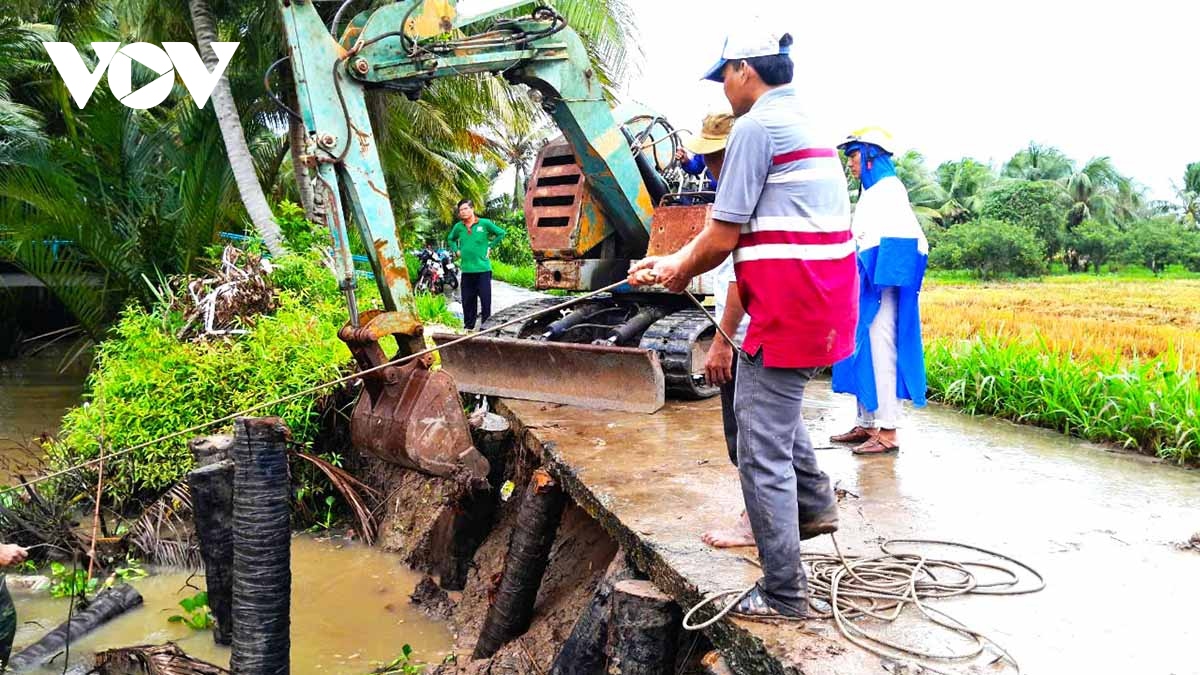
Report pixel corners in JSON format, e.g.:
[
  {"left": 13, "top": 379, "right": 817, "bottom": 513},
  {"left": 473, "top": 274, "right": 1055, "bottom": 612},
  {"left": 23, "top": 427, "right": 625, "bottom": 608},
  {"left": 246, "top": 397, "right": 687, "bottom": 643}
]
[{"left": 639, "top": 308, "right": 718, "bottom": 400}]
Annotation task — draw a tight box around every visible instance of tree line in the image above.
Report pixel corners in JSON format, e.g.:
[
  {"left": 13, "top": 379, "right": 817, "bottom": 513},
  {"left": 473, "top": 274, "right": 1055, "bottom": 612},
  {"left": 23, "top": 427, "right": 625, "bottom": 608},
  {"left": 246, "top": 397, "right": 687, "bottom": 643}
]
[{"left": 887, "top": 143, "right": 1200, "bottom": 277}]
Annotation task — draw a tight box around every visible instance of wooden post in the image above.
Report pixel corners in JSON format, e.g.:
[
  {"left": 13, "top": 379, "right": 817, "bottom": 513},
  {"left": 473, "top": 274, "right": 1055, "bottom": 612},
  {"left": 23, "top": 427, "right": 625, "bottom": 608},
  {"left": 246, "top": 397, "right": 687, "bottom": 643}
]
[
  {"left": 231, "top": 418, "right": 290, "bottom": 675},
  {"left": 6, "top": 584, "right": 144, "bottom": 670},
  {"left": 439, "top": 412, "right": 512, "bottom": 590},
  {"left": 549, "top": 549, "right": 633, "bottom": 675},
  {"left": 472, "top": 467, "right": 566, "bottom": 659},
  {"left": 188, "top": 457, "right": 234, "bottom": 645},
  {"left": 607, "top": 579, "right": 682, "bottom": 675}
]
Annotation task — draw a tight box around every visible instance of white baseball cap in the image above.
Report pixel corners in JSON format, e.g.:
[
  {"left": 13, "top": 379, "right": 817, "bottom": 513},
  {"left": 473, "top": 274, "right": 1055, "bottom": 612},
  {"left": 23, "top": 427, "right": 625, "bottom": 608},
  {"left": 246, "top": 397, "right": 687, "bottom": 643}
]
[{"left": 702, "top": 26, "right": 791, "bottom": 82}]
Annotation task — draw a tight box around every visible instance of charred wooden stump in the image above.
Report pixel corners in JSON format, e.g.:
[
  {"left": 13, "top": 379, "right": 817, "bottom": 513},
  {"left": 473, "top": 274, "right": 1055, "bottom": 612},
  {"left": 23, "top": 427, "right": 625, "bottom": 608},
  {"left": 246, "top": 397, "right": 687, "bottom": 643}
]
[
  {"left": 188, "top": 457, "right": 234, "bottom": 645},
  {"left": 472, "top": 467, "right": 566, "bottom": 660},
  {"left": 549, "top": 548, "right": 633, "bottom": 675},
  {"left": 231, "top": 418, "right": 290, "bottom": 675},
  {"left": 189, "top": 434, "right": 234, "bottom": 468},
  {"left": 606, "top": 579, "right": 682, "bottom": 675},
  {"left": 439, "top": 412, "right": 512, "bottom": 590},
  {"left": 7, "top": 584, "right": 143, "bottom": 671}
]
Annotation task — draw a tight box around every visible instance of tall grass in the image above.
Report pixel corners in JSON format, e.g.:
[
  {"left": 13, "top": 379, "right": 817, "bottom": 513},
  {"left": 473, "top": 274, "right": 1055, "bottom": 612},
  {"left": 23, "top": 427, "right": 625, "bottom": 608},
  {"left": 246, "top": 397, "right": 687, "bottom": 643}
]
[
  {"left": 413, "top": 292, "right": 462, "bottom": 329},
  {"left": 491, "top": 260, "right": 536, "bottom": 289},
  {"left": 926, "top": 336, "right": 1199, "bottom": 464}
]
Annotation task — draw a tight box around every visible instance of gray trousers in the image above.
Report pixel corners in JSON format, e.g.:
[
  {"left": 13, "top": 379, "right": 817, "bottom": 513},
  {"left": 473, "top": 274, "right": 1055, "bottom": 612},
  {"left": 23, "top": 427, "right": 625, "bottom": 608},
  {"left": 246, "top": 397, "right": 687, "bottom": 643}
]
[
  {"left": 734, "top": 350, "right": 835, "bottom": 615},
  {"left": 719, "top": 355, "right": 739, "bottom": 466}
]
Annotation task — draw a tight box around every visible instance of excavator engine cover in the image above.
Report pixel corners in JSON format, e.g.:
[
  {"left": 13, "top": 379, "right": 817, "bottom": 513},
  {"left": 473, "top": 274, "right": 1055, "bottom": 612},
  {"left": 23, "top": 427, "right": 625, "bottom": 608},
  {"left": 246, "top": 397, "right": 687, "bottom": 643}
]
[{"left": 340, "top": 311, "right": 488, "bottom": 480}]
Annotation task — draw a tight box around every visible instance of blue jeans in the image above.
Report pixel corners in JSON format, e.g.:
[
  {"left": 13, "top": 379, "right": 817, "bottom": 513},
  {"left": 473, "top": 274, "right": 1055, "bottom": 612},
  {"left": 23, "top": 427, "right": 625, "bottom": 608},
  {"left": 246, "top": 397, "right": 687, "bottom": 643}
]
[{"left": 734, "top": 350, "right": 835, "bottom": 615}]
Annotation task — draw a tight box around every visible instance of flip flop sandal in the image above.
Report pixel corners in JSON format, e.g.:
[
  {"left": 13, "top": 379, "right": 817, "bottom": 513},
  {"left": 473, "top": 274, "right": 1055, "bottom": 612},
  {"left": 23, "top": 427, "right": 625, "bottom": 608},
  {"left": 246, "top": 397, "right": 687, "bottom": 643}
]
[
  {"left": 729, "top": 586, "right": 807, "bottom": 623},
  {"left": 851, "top": 437, "right": 900, "bottom": 455}
]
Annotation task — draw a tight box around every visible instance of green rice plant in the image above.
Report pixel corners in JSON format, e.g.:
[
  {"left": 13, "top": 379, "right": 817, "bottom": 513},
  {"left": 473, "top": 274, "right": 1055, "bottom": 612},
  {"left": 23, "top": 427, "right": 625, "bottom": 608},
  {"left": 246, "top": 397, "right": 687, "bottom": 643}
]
[{"left": 926, "top": 336, "right": 1199, "bottom": 464}]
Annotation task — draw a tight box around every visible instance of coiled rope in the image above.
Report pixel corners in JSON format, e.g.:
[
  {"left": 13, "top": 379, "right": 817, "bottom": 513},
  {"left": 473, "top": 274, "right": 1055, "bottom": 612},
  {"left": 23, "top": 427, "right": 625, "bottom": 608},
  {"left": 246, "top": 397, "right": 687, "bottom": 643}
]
[{"left": 683, "top": 536, "right": 1045, "bottom": 673}]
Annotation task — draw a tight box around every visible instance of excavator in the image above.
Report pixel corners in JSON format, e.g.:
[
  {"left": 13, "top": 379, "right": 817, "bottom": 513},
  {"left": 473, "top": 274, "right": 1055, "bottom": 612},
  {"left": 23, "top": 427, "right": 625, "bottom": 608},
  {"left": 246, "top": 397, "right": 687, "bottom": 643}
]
[{"left": 276, "top": 0, "right": 722, "bottom": 478}]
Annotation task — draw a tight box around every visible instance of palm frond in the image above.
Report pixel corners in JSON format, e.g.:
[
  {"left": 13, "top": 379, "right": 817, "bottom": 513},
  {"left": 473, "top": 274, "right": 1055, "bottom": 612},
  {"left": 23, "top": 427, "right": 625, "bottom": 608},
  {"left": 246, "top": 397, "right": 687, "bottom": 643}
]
[
  {"left": 125, "top": 482, "right": 202, "bottom": 568},
  {"left": 292, "top": 450, "right": 380, "bottom": 545}
]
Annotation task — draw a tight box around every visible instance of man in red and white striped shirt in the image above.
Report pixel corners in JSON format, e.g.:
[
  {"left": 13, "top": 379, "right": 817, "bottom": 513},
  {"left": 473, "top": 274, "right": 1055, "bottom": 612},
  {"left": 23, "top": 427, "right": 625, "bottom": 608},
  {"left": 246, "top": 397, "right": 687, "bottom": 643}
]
[{"left": 629, "top": 27, "right": 858, "bottom": 620}]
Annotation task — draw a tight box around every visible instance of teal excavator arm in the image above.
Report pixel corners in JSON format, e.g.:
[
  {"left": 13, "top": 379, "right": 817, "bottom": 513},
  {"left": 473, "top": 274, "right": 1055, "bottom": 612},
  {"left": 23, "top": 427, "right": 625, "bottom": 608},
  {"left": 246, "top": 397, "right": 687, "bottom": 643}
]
[
  {"left": 278, "top": 0, "right": 658, "bottom": 320},
  {"left": 274, "top": 0, "right": 671, "bottom": 478}
]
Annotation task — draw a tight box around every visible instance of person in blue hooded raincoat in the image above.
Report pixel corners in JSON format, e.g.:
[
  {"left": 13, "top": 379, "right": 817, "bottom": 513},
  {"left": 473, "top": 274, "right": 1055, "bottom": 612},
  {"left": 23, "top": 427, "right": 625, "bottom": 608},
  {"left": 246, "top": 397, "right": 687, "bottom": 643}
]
[{"left": 830, "top": 128, "right": 928, "bottom": 454}]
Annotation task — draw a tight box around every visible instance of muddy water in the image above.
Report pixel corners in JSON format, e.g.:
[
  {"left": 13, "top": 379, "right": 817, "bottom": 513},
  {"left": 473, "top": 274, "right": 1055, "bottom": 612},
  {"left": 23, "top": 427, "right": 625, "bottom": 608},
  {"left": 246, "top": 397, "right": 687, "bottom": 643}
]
[
  {"left": 0, "top": 346, "right": 89, "bottom": 480},
  {"left": 12, "top": 536, "right": 454, "bottom": 673},
  {"left": 2, "top": 350, "right": 455, "bottom": 671}
]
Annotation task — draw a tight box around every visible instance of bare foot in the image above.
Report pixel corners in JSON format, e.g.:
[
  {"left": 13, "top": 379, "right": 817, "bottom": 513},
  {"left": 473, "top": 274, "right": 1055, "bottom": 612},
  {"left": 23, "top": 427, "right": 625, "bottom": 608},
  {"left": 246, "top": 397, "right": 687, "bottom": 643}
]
[
  {"left": 876, "top": 428, "right": 898, "bottom": 445},
  {"left": 701, "top": 510, "right": 755, "bottom": 548}
]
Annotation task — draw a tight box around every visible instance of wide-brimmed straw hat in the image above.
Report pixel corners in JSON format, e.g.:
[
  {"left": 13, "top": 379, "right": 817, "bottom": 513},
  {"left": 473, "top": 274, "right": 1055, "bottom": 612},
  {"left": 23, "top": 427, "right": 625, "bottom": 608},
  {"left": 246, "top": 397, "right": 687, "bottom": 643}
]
[{"left": 684, "top": 113, "right": 735, "bottom": 156}]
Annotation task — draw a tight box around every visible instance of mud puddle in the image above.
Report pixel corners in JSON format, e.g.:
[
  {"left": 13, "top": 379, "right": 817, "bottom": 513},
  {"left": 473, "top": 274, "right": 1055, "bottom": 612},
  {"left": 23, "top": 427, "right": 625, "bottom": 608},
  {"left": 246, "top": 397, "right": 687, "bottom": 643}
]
[{"left": 11, "top": 536, "right": 455, "bottom": 673}]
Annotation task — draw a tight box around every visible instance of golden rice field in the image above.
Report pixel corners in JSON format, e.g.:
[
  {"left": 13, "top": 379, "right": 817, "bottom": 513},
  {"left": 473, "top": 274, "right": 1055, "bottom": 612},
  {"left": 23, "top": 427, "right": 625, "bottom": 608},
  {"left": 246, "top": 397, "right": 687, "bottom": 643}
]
[
  {"left": 921, "top": 278, "right": 1200, "bottom": 369},
  {"left": 919, "top": 277, "right": 1199, "bottom": 463}
]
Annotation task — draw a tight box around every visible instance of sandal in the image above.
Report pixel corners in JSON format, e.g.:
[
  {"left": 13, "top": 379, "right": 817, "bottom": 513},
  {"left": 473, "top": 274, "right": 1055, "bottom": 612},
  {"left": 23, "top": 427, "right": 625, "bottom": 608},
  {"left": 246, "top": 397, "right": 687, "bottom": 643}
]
[
  {"left": 830, "top": 426, "right": 874, "bottom": 444},
  {"left": 729, "top": 586, "right": 806, "bottom": 623},
  {"left": 851, "top": 436, "right": 900, "bottom": 455}
]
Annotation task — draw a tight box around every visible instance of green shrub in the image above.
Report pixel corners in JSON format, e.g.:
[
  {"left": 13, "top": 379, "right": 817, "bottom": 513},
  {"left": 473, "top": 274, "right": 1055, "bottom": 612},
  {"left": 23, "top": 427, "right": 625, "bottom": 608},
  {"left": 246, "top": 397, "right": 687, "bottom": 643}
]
[
  {"left": 980, "top": 181, "right": 1066, "bottom": 258},
  {"left": 1119, "top": 218, "right": 1200, "bottom": 275},
  {"left": 490, "top": 211, "right": 535, "bottom": 266},
  {"left": 49, "top": 256, "right": 352, "bottom": 500},
  {"left": 274, "top": 200, "right": 333, "bottom": 254},
  {"left": 1070, "top": 220, "right": 1125, "bottom": 273},
  {"left": 927, "top": 219, "right": 1046, "bottom": 279},
  {"left": 413, "top": 292, "right": 462, "bottom": 328}
]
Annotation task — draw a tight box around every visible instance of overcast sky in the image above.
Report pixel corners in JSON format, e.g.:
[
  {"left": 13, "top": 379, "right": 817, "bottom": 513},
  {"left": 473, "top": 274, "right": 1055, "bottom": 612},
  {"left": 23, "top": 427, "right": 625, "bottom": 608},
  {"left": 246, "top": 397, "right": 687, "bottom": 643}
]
[{"left": 462, "top": 0, "right": 1198, "bottom": 201}]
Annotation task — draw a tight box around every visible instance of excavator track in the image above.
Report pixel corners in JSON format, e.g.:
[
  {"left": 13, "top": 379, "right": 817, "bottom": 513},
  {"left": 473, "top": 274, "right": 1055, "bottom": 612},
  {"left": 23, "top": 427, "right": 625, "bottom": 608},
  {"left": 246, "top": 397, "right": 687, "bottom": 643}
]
[
  {"left": 639, "top": 309, "right": 719, "bottom": 400},
  {"left": 480, "top": 296, "right": 572, "bottom": 338}
]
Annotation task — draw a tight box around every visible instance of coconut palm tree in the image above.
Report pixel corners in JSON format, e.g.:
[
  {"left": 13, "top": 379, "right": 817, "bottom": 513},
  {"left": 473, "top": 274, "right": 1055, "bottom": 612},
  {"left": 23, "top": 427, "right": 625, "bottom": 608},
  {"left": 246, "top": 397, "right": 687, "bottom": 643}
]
[
  {"left": 891, "top": 150, "right": 946, "bottom": 228},
  {"left": 1061, "top": 157, "right": 1143, "bottom": 229},
  {"left": 934, "top": 158, "right": 995, "bottom": 225},
  {"left": 1174, "top": 162, "right": 1200, "bottom": 225},
  {"left": 186, "top": 0, "right": 285, "bottom": 256},
  {"left": 481, "top": 107, "right": 553, "bottom": 211},
  {"left": 1003, "top": 142, "right": 1074, "bottom": 182},
  {"left": 0, "top": 17, "right": 49, "bottom": 161}
]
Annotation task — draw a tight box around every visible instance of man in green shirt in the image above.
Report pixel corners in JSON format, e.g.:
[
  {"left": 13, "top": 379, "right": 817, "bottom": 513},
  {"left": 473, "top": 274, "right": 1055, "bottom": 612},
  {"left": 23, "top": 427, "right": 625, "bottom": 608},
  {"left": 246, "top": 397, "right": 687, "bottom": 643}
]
[{"left": 447, "top": 199, "right": 506, "bottom": 329}]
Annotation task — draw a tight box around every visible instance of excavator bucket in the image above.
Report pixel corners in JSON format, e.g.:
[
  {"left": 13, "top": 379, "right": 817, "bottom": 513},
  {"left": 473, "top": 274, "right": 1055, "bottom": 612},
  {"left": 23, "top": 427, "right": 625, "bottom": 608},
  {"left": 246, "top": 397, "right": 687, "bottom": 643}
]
[
  {"left": 430, "top": 333, "right": 666, "bottom": 414},
  {"left": 340, "top": 311, "right": 489, "bottom": 481}
]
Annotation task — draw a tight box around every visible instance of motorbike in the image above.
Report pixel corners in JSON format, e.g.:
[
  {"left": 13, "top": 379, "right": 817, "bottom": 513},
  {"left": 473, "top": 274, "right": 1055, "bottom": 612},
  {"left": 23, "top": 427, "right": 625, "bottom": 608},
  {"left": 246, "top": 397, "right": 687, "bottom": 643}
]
[{"left": 414, "top": 247, "right": 459, "bottom": 296}]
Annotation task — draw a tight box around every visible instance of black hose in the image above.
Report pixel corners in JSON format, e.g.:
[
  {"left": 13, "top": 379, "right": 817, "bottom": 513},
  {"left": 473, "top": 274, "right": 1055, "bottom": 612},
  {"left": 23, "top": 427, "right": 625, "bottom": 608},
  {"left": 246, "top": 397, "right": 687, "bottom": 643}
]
[
  {"left": 263, "top": 56, "right": 302, "bottom": 122},
  {"left": 329, "top": 0, "right": 357, "bottom": 36}
]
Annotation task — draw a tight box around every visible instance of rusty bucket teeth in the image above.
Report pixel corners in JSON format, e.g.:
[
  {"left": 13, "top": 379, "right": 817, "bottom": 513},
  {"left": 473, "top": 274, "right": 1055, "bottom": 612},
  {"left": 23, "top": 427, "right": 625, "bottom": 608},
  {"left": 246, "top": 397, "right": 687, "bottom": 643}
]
[{"left": 431, "top": 333, "right": 666, "bottom": 414}]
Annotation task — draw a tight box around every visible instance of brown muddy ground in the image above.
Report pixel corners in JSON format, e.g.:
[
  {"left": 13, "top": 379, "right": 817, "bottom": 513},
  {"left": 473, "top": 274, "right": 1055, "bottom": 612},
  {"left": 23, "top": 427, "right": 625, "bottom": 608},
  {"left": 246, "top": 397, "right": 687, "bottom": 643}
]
[
  {"left": 368, "top": 436, "right": 625, "bottom": 674},
  {"left": 501, "top": 378, "right": 1200, "bottom": 675}
]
